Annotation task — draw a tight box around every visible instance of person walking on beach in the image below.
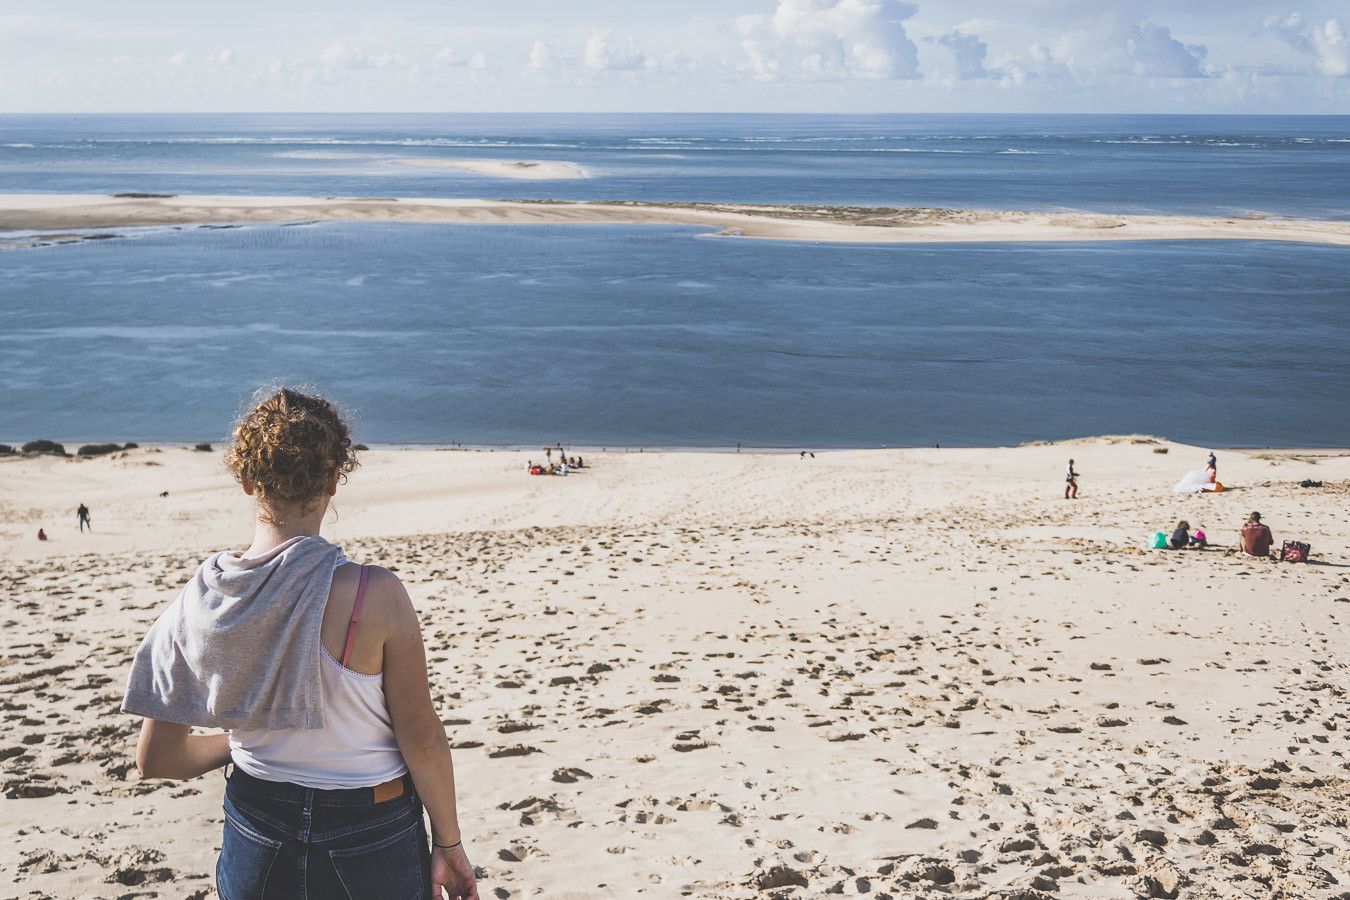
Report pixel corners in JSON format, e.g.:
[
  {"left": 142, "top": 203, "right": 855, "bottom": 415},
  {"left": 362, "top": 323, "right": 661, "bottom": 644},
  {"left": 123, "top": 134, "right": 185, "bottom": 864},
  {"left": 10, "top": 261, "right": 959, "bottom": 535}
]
[
  {"left": 122, "top": 388, "right": 478, "bottom": 900},
  {"left": 1064, "top": 459, "right": 1079, "bottom": 500},
  {"left": 77, "top": 502, "right": 91, "bottom": 532}
]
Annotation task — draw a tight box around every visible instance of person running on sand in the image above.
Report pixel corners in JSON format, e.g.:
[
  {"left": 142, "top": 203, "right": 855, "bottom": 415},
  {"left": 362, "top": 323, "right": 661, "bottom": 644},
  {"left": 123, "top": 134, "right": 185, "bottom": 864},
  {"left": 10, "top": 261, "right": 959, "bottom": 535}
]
[
  {"left": 122, "top": 388, "right": 477, "bottom": 900},
  {"left": 1064, "top": 459, "right": 1079, "bottom": 500},
  {"left": 1240, "top": 511, "right": 1274, "bottom": 558},
  {"left": 77, "top": 502, "right": 91, "bottom": 532}
]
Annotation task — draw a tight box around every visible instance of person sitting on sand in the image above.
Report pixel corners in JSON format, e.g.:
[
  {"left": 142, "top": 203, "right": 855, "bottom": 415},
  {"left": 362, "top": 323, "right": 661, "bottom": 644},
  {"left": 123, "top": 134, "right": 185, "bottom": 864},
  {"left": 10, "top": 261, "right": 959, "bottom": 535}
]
[
  {"left": 1240, "top": 512, "right": 1274, "bottom": 558},
  {"left": 37, "top": 528, "right": 47, "bottom": 541},
  {"left": 122, "top": 387, "right": 477, "bottom": 900},
  {"left": 1064, "top": 459, "right": 1079, "bottom": 500},
  {"left": 1169, "top": 520, "right": 1205, "bottom": 549},
  {"left": 77, "top": 502, "right": 92, "bottom": 532}
]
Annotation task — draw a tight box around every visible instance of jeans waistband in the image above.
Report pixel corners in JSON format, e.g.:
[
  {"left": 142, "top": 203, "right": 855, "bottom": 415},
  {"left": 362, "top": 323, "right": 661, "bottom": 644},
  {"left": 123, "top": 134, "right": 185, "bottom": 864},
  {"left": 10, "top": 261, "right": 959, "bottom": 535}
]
[{"left": 227, "top": 765, "right": 415, "bottom": 808}]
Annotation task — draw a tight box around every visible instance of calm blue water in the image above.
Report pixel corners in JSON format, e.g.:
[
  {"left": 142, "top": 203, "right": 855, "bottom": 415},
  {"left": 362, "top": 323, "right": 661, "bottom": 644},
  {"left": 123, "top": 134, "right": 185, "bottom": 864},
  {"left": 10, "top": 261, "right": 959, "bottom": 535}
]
[
  {"left": 2, "top": 113, "right": 1349, "bottom": 217},
  {"left": 2, "top": 222, "right": 1347, "bottom": 447}
]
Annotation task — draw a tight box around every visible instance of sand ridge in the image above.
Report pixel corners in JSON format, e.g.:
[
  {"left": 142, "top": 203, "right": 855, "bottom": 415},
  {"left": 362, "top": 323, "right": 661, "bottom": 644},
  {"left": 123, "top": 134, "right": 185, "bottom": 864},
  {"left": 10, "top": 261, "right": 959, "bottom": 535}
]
[
  {"left": 2, "top": 193, "right": 1350, "bottom": 247},
  {"left": 2, "top": 440, "right": 1348, "bottom": 897}
]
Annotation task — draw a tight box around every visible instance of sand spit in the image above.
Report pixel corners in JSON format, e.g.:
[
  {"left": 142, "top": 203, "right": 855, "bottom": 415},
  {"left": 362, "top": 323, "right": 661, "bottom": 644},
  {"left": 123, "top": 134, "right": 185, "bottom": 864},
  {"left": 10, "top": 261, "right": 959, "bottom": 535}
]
[
  {"left": 395, "top": 158, "right": 588, "bottom": 179},
  {"left": 2, "top": 440, "right": 1348, "bottom": 896},
  {"left": 2, "top": 193, "right": 1349, "bottom": 247}
]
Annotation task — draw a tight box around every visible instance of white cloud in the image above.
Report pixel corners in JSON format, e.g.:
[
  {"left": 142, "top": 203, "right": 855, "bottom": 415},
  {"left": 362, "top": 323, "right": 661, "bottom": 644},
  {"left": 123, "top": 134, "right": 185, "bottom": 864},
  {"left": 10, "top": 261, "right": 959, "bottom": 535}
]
[
  {"left": 319, "top": 42, "right": 403, "bottom": 70},
  {"left": 737, "top": 0, "right": 920, "bottom": 82},
  {"left": 1053, "top": 19, "right": 1209, "bottom": 81},
  {"left": 1125, "top": 23, "right": 1207, "bottom": 77},
  {"left": 935, "top": 30, "right": 991, "bottom": 79},
  {"left": 167, "top": 51, "right": 187, "bottom": 66},
  {"left": 1267, "top": 13, "right": 1350, "bottom": 77},
  {"left": 209, "top": 48, "right": 234, "bottom": 66},
  {"left": 584, "top": 31, "right": 649, "bottom": 71},
  {"left": 526, "top": 39, "right": 563, "bottom": 73}
]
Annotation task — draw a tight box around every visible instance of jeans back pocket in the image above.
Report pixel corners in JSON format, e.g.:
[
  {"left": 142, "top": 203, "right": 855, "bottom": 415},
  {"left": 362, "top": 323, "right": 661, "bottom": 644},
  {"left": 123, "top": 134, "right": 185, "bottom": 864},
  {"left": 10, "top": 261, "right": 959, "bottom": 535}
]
[
  {"left": 328, "top": 819, "right": 429, "bottom": 900},
  {"left": 216, "top": 813, "right": 283, "bottom": 900}
]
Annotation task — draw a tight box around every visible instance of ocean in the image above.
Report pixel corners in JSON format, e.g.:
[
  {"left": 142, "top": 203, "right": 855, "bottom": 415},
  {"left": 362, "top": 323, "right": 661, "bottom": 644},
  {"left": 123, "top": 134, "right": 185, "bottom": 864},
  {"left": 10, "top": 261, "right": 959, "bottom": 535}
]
[{"left": 1, "top": 114, "right": 1348, "bottom": 447}]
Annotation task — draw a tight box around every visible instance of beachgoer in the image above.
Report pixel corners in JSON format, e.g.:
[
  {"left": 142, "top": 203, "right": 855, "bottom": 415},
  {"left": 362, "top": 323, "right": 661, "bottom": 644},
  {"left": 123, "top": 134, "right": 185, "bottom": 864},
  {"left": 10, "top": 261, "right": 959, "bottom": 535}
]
[
  {"left": 576, "top": 456, "right": 584, "bottom": 468},
  {"left": 1169, "top": 520, "right": 1203, "bottom": 550},
  {"left": 77, "top": 502, "right": 91, "bottom": 532},
  {"left": 1064, "top": 459, "right": 1079, "bottom": 500},
  {"left": 1207, "top": 450, "right": 1217, "bottom": 476},
  {"left": 526, "top": 460, "right": 533, "bottom": 472},
  {"left": 122, "top": 388, "right": 477, "bottom": 900},
  {"left": 1240, "top": 511, "right": 1274, "bottom": 558},
  {"left": 37, "top": 528, "right": 47, "bottom": 541}
]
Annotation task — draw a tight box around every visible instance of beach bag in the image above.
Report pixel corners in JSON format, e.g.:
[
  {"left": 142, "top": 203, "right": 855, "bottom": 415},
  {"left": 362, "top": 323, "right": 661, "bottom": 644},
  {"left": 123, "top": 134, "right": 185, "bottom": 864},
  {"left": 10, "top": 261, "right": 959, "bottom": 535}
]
[
  {"left": 1151, "top": 532, "right": 1168, "bottom": 549},
  {"left": 1281, "top": 541, "right": 1310, "bottom": 563}
]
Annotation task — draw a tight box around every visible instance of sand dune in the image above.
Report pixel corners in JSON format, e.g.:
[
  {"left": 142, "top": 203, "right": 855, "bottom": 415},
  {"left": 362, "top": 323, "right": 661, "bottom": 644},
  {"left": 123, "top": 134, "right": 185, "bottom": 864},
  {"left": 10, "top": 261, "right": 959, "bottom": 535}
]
[
  {"left": 2, "top": 439, "right": 1347, "bottom": 896},
  {"left": 3, "top": 193, "right": 1350, "bottom": 247}
]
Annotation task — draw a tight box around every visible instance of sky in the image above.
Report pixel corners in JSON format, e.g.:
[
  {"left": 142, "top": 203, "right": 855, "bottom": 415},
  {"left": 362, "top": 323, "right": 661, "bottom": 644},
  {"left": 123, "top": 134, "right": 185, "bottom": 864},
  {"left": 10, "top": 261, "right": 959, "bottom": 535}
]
[{"left": 1, "top": 0, "right": 1348, "bottom": 114}]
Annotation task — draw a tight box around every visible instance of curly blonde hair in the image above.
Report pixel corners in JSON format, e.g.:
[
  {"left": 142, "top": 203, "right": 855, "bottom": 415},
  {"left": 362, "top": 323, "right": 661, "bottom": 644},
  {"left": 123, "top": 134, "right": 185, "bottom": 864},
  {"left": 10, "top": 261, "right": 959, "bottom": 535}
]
[{"left": 224, "top": 387, "right": 359, "bottom": 517}]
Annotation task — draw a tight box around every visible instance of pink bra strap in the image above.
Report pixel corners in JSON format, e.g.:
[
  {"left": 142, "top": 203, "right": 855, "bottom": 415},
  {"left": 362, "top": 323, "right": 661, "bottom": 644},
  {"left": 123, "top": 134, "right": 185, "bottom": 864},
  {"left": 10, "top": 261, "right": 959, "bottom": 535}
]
[{"left": 340, "top": 564, "right": 371, "bottom": 668}]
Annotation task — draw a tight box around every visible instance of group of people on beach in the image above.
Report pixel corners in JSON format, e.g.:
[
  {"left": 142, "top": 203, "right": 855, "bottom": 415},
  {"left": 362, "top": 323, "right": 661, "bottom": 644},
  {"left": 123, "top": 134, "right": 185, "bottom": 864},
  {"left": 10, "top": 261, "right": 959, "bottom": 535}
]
[
  {"left": 1166, "top": 512, "right": 1275, "bottom": 556},
  {"left": 527, "top": 446, "right": 584, "bottom": 476},
  {"left": 1063, "top": 450, "right": 1286, "bottom": 560}
]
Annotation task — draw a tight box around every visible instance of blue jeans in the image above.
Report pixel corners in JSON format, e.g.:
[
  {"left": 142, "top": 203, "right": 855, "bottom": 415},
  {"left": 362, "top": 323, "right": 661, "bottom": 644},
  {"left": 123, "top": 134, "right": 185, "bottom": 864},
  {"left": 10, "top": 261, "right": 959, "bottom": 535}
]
[{"left": 217, "top": 767, "right": 432, "bottom": 900}]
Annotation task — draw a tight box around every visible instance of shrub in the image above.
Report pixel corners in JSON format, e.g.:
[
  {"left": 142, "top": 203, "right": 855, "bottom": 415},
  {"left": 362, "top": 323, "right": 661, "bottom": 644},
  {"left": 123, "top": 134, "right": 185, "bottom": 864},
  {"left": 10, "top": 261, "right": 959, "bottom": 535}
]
[
  {"left": 195, "top": 442, "right": 213, "bottom": 452},
  {"left": 77, "top": 443, "right": 124, "bottom": 457},
  {"left": 21, "top": 440, "right": 67, "bottom": 456}
]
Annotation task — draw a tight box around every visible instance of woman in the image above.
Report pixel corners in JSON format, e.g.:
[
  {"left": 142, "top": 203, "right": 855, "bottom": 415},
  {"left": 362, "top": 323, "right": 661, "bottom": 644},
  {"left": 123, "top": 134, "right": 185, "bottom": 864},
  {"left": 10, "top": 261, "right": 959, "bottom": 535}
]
[{"left": 122, "top": 387, "right": 477, "bottom": 900}]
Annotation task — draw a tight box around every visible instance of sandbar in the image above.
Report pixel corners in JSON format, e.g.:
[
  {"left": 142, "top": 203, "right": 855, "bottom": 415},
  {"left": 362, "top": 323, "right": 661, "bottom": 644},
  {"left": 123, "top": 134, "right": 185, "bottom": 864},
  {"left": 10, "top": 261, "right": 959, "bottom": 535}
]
[{"left": 2, "top": 193, "right": 1349, "bottom": 247}]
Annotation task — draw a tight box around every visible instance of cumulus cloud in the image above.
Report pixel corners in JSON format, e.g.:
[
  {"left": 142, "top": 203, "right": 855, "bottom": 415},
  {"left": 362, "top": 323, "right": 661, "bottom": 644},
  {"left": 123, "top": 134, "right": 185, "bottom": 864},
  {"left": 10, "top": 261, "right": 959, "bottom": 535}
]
[
  {"left": 935, "top": 30, "right": 991, "bottom": 79},
  {"left": 1053, "top": 18, "right": 1209, "bottom": 81},
  {"left": 209, "top": 48, "right": 233, "bottom": 66},
  {"left": 584, "top": 31, "right": 649, "bottom": 71},
  {"left": 527, "top": 40, "right": 564, "bottom": 74},
  {"left": 167, "top": 50, "right": 187, "bottom": 66},
  {"left": 319, "top": 42, "right": 403, "bottom": 70},
  {"left": 1124, "top": 23, "right": 1207, "bottom": 77},
  {"left": 737, "top": 0, "right": 920, "bottom": 81},
  {"left": 1267, "top": 13, "right": 1350, "bottom": 77}
]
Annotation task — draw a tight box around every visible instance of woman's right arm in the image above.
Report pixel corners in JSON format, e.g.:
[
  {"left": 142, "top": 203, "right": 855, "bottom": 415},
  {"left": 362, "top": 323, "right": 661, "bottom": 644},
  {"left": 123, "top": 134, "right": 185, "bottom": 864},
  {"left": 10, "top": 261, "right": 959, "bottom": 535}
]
[{"left": 379, "top": 571, "right": 478, "bottom": 900}]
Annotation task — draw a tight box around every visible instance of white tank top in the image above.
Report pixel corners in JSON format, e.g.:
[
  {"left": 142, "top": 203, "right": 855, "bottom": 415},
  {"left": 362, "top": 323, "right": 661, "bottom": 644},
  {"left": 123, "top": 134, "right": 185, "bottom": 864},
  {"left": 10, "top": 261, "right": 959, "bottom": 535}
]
[{"left": 228, "top": 565, "right": 407, "bottom": 791}]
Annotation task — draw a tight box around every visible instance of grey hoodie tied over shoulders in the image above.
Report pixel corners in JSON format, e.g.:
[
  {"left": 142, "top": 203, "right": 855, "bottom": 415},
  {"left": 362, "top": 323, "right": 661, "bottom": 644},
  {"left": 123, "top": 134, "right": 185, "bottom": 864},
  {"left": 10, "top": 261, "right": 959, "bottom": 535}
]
[{"left": 122, "top": 535, "right": 347, "bottom": 731}]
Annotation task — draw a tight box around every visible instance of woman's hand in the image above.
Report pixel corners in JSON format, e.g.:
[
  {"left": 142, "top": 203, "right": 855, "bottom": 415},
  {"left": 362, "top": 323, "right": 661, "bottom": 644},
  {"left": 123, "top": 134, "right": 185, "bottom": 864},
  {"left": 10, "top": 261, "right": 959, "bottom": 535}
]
[{"left": 432, "top": 845, "right": 478, "bottom": 900}]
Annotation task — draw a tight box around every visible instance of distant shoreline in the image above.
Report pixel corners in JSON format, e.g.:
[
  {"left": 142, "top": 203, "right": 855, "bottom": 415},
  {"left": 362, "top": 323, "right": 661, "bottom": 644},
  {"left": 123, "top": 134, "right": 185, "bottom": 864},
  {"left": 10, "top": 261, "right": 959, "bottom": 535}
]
[
  {"left": 6, "top": 439, "right": 1349, "bottom": 456},
  {"left": 3, "top": 193, "right": 1350, "bottom": 248}
]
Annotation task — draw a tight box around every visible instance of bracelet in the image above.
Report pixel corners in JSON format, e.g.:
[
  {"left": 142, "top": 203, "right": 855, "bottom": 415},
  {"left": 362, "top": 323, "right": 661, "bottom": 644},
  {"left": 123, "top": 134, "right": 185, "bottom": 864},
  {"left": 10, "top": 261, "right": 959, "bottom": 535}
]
[{"left": 433, "top": 840, "right": 462, "bottom": 851}]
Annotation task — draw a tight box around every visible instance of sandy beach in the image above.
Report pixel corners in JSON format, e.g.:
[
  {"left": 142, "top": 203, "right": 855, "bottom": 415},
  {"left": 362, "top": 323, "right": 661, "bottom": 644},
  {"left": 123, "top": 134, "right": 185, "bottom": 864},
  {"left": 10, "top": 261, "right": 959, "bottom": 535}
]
[
  {"left": 2, "top": 438, "right": 1347, "bottom": 897},
  {"left": 3, "top": 193, "right": 1350, "bottom": 248}
]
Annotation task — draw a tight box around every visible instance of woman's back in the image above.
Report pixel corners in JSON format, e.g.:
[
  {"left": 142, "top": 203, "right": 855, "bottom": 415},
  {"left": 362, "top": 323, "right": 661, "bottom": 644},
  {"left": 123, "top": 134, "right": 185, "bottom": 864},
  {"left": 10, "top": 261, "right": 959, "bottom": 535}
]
[{"left": 229, "top": 564, "right": 407, "bottom": 790}]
